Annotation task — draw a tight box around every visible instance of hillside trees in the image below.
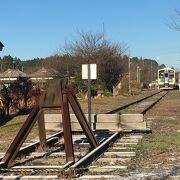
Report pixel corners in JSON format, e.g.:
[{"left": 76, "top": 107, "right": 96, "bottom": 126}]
[
  {"left": 22, "top": 57, "right": 44, "bottom": 73},
  {"left": 0, "top": 55, "right": 23, "bottom": 72},
  {"left": 130, "top": 57, "right": 159, "bottom": 86},
  {"left": 0, "top": 55, "right": 13, "bottom": 72}
]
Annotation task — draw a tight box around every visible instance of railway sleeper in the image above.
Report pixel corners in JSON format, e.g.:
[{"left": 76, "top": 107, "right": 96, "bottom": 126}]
[
  {"left": 0, "top": 132, "right": 144, "bottom": 178},
  {"left": 76, "top": 133, "right": 145, "bottom": 178}
]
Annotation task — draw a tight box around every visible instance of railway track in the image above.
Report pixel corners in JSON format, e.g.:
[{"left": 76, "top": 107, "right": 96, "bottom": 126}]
[
  {"left": 106, "top": 90, "right": 167, "bottom": 114},
  {"left": 0, "top": 90, "right": 170, "bottom": 179}
]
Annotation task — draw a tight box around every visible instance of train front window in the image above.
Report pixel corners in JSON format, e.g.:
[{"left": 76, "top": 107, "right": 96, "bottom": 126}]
[
  {"left": 169, "top": 74, "right": 174, "bottom": 78},
  {"left": 165, "top": 73, "right": 168, "bottom": 78},
  {"left": 159, "top": 71, "right": 164, "bottom": 78}
]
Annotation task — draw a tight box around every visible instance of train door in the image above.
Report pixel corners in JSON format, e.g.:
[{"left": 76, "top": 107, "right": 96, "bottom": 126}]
[
  {"left": 168, "top": 70, "right": 175, "bottom": 88},
  {"left": 158, "top": 70, "right": 164, "bottom": 88},
  {"left": 164, "top": 71, "right": 169, "bottom": 87}
]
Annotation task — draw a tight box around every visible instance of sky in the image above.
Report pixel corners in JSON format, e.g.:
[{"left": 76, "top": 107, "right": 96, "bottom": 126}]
[{"left": 1, "top": 0, "right": 180, "bottom": 70}]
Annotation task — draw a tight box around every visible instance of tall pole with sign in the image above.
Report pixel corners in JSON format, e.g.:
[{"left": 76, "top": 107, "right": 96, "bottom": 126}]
[
  {"left": 128, "top": 56, "right": 131, "bottom": 94},
  {"left": 87, "top": 63, "right": 91, "bottom": 128},
  {"left": 82, "top": 64, "right": 97, "bottom": 128}
]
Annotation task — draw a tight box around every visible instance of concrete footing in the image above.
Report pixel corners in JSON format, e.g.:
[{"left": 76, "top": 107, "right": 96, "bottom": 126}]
[{"left": 44, "top": 112, "right": 147, "bottom": 131}]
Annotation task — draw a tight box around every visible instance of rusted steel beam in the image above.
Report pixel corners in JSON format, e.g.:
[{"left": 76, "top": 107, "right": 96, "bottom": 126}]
[
  {"left": 37, "top": 110, "right": 47, "bottom": 151},
  {"left": 62, "top": 93, "right": 75, "bottom": 162},
  {"left": 66, "top": 93, "right": 98, "bottom": 149},
  {"left": 0, "top": 131, "right": 63, "bottom": 163},
  {"left": 40, "top": 79, "right": 67, "bottom": 108},
  {"left": 41, "top": 105, "right": 62, "bottom": 109},
  {"left": 1, "top": 105, "right": 40, "bottom": 168}
]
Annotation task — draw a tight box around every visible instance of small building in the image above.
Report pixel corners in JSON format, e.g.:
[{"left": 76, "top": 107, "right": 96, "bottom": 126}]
[
  {"left": 29, "top": 67, "right": 60, "bottom": 83},
  {"left": 0, "top": 41, "right": 4, "bottom": 51},
  {"left": 28, "top": 67, "right": 61, "bottom": 90},
  {"left": 0, "top": 68, "right": 27, "bottom": 86}
]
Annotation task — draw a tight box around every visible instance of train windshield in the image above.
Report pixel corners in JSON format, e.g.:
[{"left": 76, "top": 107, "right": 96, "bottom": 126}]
[
  {"left": 159, "top": 71, "right": 164, "bottom": 79},
  {"left": 165, "top": 73, "right": 168, "bottom": 78},
  {"left": 169, "top": 70, "right": 174, "bottom": 81}
]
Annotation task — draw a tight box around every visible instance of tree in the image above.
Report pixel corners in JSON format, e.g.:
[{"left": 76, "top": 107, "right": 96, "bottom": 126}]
[
  {"left": 62, "top": 31, "right": 128, "bottom": 92},
  {"left": 169, "top": 9, "right": 180, "bottom": 31},
  {"left": 0, "top": 85, "right": 12, "bottom": 116},
  {"left": 0, "top": 55, "right": 13, "bottom": 72},
  {"left": 0, "top": 55, "right": 23, "bottom": 72},
  {"left": 9, "top": 77, "right": 33, "bottom": 109}
]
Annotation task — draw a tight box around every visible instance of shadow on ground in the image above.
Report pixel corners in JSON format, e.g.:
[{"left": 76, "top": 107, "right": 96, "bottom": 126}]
[{"left": 0, "top": 108, "right": 31, "bottom": 126}]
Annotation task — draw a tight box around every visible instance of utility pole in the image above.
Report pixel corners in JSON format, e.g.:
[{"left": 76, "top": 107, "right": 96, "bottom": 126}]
[
  {"left": 138, "top": 68, "right": 141, "bottom": 83},
  {"left": 102, "top": 22, "right": 105, "bottom": 42},
  {"left": 150, "top": 61, "right": 152, "bottom": 81},
  {"left": 137, "top": 65, "right": 139, "bottom": 82},
  {"left": 128, "top": 56, "right": 131, "bottom": 94}
]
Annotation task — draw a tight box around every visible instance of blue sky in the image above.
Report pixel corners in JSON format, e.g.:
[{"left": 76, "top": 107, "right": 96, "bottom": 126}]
[{"left": 1, "top": 0, "right": 180, "bottom": 69}]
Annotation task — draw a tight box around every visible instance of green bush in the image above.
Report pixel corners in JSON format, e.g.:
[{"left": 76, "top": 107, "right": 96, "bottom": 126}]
[{"left": 104, "top": 91, "right": 113, "bottom": 96}]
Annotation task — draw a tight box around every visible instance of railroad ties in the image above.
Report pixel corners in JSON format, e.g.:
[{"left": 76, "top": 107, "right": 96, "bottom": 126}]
[
  {"left": 78, "top": 134, "right": 143, "bottom": 179},
  {"left": 0, "top": 132, "right": 142, "bottom": 179}
]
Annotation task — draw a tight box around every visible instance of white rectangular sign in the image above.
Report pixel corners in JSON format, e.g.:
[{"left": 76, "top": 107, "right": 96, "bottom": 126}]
[{"left": 82, "top": 64, "right": 97, "bottom": 79}]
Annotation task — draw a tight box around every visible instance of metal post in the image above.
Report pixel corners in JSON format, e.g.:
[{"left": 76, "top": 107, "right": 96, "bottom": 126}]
[
  {"left": 67, "top": 93, "right": 98, "bottom": 148},
  {"left": 88, "top": 63, "right": 91, "bottom": 128},
  {"left": 150, "top": 61, "right": 152, "bottom": 81},
  {"left": 62, "top": 92, "right": 75, "bottom": 162},
  {"left": 37, "top": 110, "right": 47, "bottom": 151}
]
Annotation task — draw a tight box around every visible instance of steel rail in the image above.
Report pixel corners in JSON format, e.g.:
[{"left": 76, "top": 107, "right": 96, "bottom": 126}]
[
  {"left": 106, "top": 90, "right": 163, "bottom": 114},
  {"left": 0, "top": 131, "right": 63, "bottom": 163},
  {"left": 70, "top": 131, "right": 123, "bottom": 169},
  {"left": 140, "top": 91, "right": 169, "bottom": 114},
  {"left": 0, "top": 175, "right": 59, "bottom": 179}
]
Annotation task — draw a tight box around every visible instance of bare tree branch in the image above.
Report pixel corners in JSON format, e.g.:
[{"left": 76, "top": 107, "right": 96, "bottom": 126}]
[{"left": 169, "top": 9, "right": 180, "bottom": 31}]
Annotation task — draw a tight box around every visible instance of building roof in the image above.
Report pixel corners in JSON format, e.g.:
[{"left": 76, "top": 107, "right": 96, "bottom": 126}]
[
  {"left": 29, "top": 67, "right": 59, "bottom": 78},
  {"left": 0, "top": 68, "right": 27, "bottom": 78}
]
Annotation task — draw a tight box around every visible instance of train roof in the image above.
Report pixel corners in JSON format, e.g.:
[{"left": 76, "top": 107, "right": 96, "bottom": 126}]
[{"left": 158, "top": 67, "right": 175, "bottom": 71}]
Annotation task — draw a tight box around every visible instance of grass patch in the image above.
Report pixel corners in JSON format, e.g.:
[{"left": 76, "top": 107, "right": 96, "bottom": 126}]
[
  {"left": 0, "top": 116, "right": 25, "bottom": 134},
  {"left": 0, "top": 115, "right": 39, "bottom": 151},
  {"left": 129, "top": 131, "right": 180, "bottom": 171},
  {"left": 137, "top": 132, "right": 180, "bottom": 153}
]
